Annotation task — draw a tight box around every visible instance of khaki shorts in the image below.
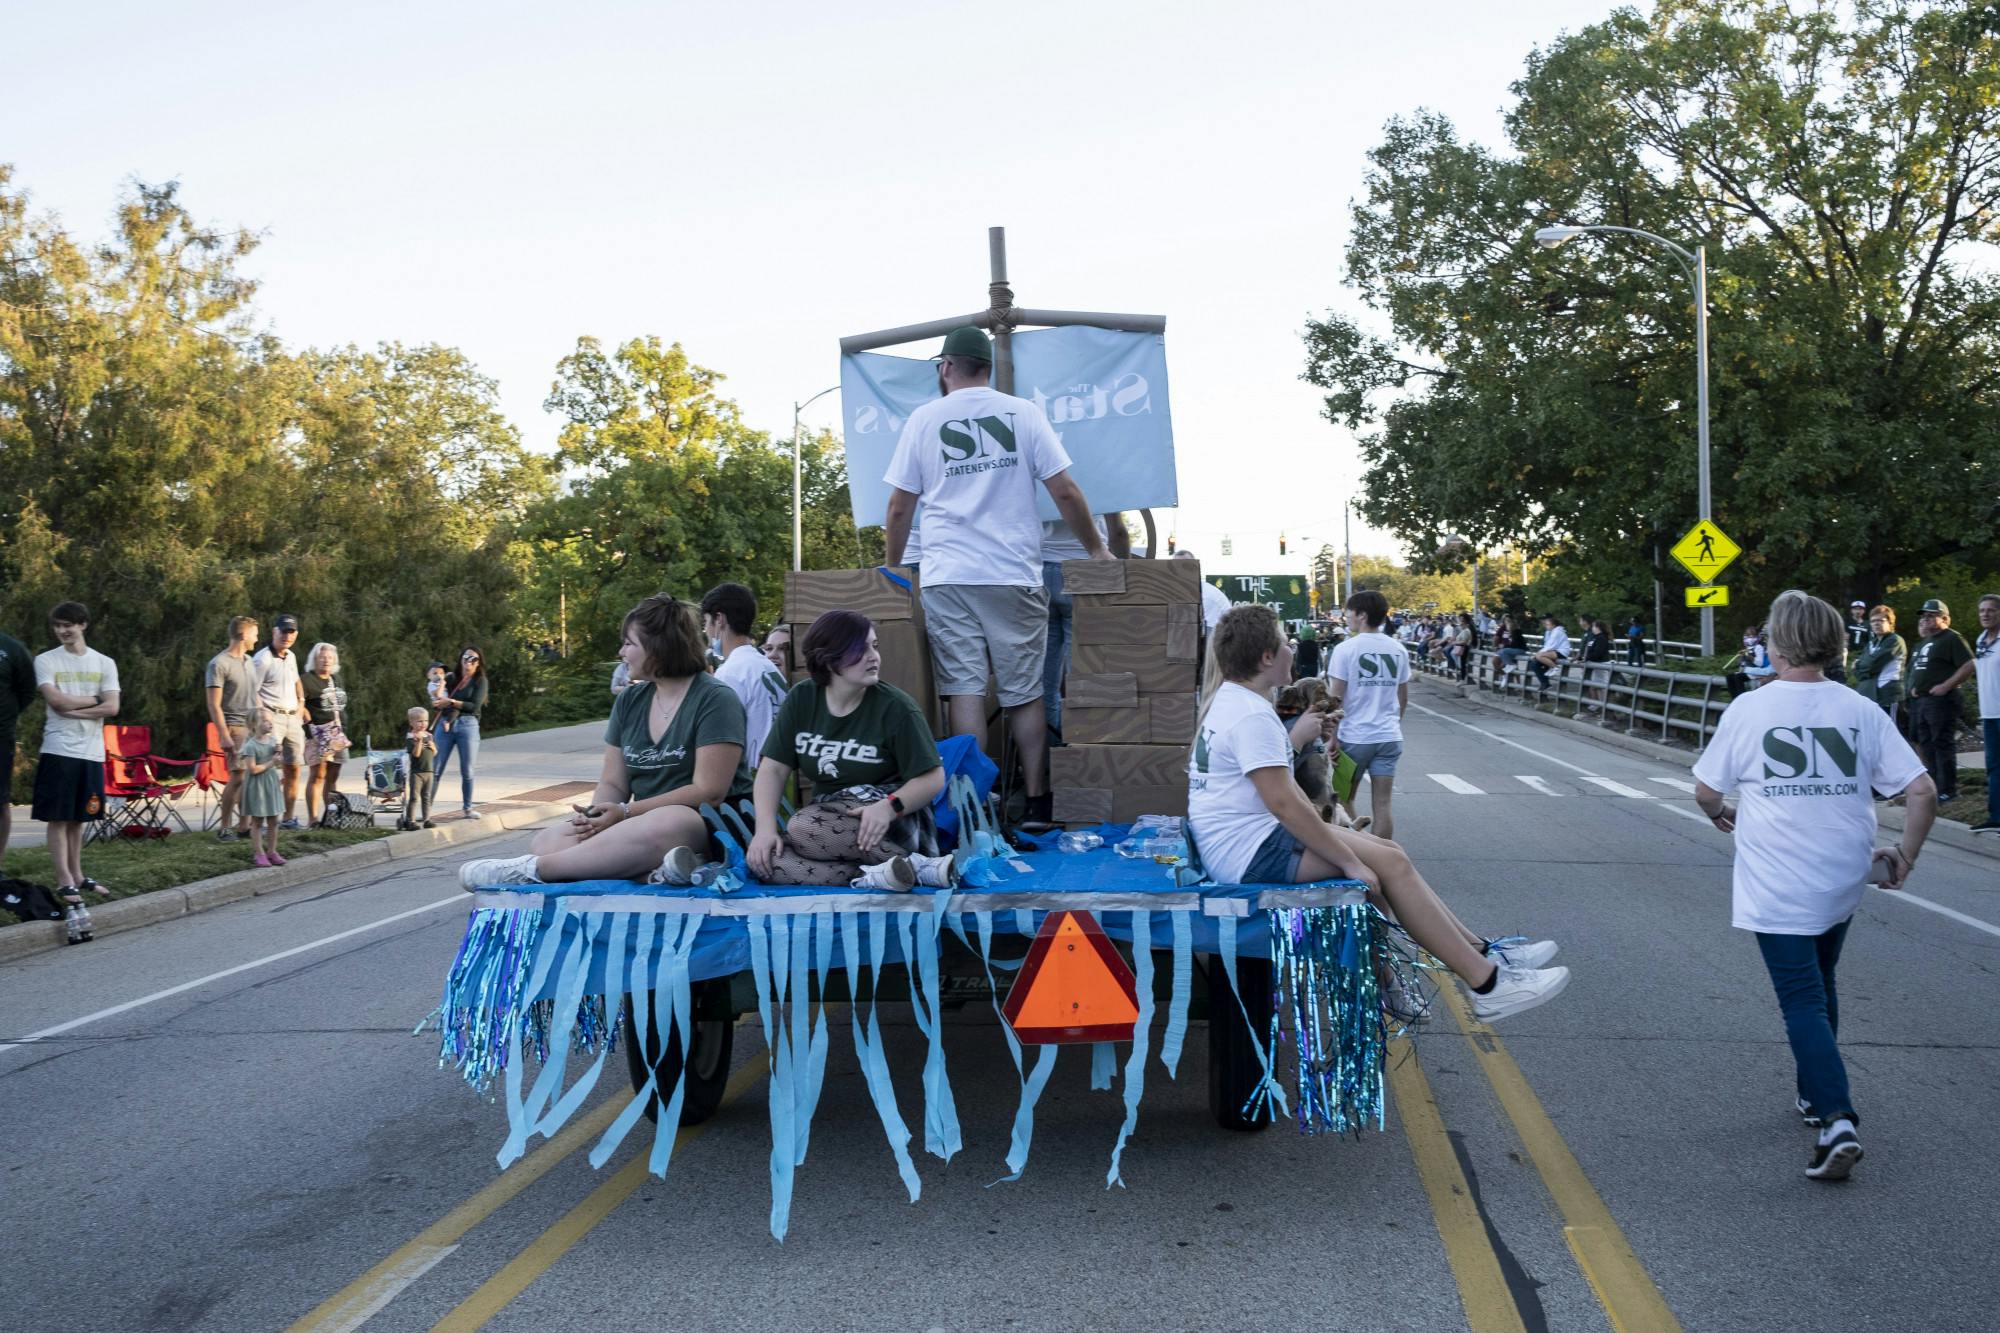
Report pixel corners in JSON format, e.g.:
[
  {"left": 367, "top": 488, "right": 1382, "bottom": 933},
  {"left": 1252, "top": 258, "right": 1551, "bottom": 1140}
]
[
  {"left": 921, "top": 583, "right": 1050, "bottom": 707},
  {"left": 270, "top": 712, "right": 306, "bottom": 766}
]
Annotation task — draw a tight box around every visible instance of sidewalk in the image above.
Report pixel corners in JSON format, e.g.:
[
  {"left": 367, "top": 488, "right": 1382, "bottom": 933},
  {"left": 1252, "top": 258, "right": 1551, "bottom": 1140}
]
[
  {"left": 1, "top": 722, "right": 606, "bottom": 960},
  {"left": 6, "top": 721, "right": 605, "bottom": 845}
]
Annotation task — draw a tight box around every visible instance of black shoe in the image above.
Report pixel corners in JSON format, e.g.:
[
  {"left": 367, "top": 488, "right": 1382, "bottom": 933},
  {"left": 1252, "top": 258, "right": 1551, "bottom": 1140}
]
[
  {"left": 1795, "top": 1097, "right": 1822, "bottom": 1128},
  {"left": 1806, "top": 1120, "right": 1862, "bottom": 1181},
  {"left": 1971, "top": 819, "right": 2000, "bottom": 833},
  {"left": 1020, "top": 793, "right": 1055, "bottom": 832},
  {"left": 421, "top": 819, "right": 436, "bottom": 829}
]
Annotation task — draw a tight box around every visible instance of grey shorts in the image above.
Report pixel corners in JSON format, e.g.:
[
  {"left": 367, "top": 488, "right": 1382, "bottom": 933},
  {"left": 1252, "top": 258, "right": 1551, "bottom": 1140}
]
[
  {"left": 921, "top": 583, "right": 1050, "bottom": 706},
  {"left": 1341, "top": 738, "right": 1403, "bottom": 778},
  {"left": 269, "top": 712, "right": 306, "bottom": 766}
]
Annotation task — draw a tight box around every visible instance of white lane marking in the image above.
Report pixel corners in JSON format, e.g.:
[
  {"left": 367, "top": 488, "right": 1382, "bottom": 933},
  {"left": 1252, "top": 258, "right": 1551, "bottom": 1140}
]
[
  {"left": 1876, "top": 889, "right": 2000, "bottom": 941},
  {"left": 1516, "top": 775, "right": 1562, "bottom": 796},
  {"left": 1581, "top": 776, "right": 1654, "bottom": 800},
  {"left": 1428, "top": 773, "right": 1486, "bottom": 795},
  {"left": 304, "top": 1243, "right": 459, "bottom": 1333},
  {"left": 1406, "top": 700, "right": 1708, "bottom": 826},
  {"left": 1413, "top": 698, "right": 2000, "bottom": 939},
  {"left": 1652, "top": 776, "right": 1698, "bottom": 793},
  {"left": 0, "top": 893, "right": 466, "bottom": 1056}
]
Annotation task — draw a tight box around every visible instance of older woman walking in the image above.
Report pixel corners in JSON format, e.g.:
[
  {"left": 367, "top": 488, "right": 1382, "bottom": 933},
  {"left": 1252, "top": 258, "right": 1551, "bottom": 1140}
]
[
  {"left": 1692, "top": 590, "right": 1937, "bottom": 1181},
  {"left": 301, "top": 642, "right": 352, "bottom": 826},
  {"left": 432, "top": 645, "right": 488, "bottom": 819},
  {"left": 457, "top": 596, "right": 752, "bottom": 888}
]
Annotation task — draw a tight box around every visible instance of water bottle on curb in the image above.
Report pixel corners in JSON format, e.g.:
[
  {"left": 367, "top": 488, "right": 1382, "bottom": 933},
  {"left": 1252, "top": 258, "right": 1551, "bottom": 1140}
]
[
  {"left": 64, "top": 902, "right": 94, "bottom": 944},
  {"left": 1056, "top": 832, "right": 1103, "bottom": 854}
]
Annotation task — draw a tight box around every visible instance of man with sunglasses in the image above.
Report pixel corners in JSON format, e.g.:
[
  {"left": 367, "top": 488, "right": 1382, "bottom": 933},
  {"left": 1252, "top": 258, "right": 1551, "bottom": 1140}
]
[
  {"left": 1905, "top": 599, "right": 1974, "bottom": 805},
  {"left": 1972, "top": 594, "right": 2000, "bottom": 833}
]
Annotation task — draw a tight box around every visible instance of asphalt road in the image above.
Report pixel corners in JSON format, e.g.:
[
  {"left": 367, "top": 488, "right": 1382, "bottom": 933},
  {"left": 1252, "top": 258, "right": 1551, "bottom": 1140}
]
[{"left": 5, "top": 681, "right": 1996, "bottom": 1332}]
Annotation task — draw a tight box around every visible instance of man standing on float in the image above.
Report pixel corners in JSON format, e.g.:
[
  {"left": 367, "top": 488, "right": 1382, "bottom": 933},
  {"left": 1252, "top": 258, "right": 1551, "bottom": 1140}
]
[{"left": 883, "top": 325, "right": 1114, "bottom": 830}]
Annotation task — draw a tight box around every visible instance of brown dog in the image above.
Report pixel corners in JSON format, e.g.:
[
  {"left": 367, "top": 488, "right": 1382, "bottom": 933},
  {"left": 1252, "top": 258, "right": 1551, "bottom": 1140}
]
[{"left": 1274, "top": 680, "right": 1368, "bottom": 830}]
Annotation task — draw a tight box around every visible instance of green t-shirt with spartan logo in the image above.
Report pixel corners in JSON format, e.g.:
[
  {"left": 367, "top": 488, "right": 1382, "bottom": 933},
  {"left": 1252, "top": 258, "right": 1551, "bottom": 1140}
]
[
  {"left": 604, "top": 673, "right": 754, "bottom": 803},
  {"left": 762, "top": 679, "right": 941, "bottom": 792}
]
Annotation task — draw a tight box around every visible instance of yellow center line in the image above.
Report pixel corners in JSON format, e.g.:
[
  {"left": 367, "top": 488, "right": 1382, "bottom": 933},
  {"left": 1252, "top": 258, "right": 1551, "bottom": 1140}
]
[
  {"left": 429, "top": 1058, "right": 767, "bottom": 1332},
  {"left": 286, "top": 1094, "right": 628, "bottom": 1333},
  {"left": 1436, "top": 985, "right": 1684, "bottom": 1333},
  {"left": 1385, "top": 1036, "right": 1529, "bottom": 1333}
]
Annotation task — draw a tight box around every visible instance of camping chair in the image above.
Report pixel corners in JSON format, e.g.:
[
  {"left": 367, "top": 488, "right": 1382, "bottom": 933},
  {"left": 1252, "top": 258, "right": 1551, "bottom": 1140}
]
[
  {"left": 89, "top": 725, "right": 197, "bottom": 843},
  {"left": 191, "top": 723, "right": 236, "bottom": 830}
]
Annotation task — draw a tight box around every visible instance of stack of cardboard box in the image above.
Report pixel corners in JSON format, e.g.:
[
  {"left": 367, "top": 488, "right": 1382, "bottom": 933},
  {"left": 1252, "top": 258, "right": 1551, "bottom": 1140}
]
[
  {"left": 782, "top": 566, "right": 939, "bottom": 731},
  {"left": 1050, "top": 558, "right": 1204, "bottom": 826}
]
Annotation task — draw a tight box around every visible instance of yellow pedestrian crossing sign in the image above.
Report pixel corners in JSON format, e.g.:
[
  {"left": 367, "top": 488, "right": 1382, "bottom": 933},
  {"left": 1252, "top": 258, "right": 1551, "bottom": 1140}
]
[
  {"left": 1670, "top": 519, "right": 1741, "bottom": 583},
  {"left": 1685, "top": 585, "right": 1730, "bottom": 608}
]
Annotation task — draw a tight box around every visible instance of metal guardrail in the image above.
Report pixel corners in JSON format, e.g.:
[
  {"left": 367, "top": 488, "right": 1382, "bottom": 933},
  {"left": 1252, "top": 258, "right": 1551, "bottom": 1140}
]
[
  {"left": 1517, "top": 632, "right": 1703, "bottom": 664},
  {"left": 1411, "top": 646, "right": 1729, "bottom": 747}
]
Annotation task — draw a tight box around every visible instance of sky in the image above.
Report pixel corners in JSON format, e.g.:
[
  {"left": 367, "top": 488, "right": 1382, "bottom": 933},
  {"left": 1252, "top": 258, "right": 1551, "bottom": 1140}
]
[{"left": 9, "top": 0, "right": 1625, "bottom": 574}]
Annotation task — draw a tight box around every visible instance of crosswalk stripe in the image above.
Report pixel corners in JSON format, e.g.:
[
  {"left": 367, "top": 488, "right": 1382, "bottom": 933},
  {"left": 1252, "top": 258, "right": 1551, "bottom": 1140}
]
[
  {"left": 1515, "top": 775, "right": 1562, "bottom": 796},
  {"left": 1650, "top": 776, "right": 1697, "bottom": 793},
  {"left": 1428, "top": 773, "right": 1487, "bottom": 795},
  {"left": 1580, "top": 776, "right": 1653, "bottom": 799}
]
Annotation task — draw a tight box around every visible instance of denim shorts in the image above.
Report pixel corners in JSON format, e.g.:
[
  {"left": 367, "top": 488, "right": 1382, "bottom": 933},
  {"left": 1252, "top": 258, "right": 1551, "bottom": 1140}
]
[
  {"left": 1242, "top": 822, "right": 1306, "bottom": 883},
  {"left": 1341, "top": 739, "right": 1403, "bottom": 778}
]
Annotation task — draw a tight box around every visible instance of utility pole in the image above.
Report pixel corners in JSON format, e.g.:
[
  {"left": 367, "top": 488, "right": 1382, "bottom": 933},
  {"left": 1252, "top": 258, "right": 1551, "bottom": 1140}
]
[{"left": 1343, "top": 502, "right": 1354, "bottom": 602}]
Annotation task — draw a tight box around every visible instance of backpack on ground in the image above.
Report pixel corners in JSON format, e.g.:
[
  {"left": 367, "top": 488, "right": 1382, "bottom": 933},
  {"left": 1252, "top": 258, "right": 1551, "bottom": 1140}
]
[
  {"left": 318, "top": 791, "right": 373, "bottom": 830},
  {"left": 1, "top": 877, "right": 66, "bottom": 924}
]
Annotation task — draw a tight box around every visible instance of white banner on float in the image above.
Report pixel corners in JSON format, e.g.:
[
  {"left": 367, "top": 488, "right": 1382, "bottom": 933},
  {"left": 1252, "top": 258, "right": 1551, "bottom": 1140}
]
[{"left": 839, "top": 325, "right": 1176, "bottom": 527}]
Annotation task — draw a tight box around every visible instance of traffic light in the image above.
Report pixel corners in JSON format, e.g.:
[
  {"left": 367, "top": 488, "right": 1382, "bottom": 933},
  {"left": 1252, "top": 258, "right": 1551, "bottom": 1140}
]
[
  {"left": 1279, "top": 532, "right": 1287, "bottom": 556},
  {"left": 1167, "top": 533, "right": 1176, "bottom": 555}
]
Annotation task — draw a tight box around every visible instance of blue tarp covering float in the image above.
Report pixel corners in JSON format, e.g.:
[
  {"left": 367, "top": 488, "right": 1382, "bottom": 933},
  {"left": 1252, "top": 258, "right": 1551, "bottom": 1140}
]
[{"left": 424, "top": 792, "right": 1406, "bottom": 1240}]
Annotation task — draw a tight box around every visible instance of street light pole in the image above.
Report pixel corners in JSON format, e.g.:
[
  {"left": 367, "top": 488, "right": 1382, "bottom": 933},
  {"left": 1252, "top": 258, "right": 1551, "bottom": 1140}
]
[
  {"left": 792, "top": 385, "right": 840, "bottom": 572},
  {"left": 1534, "top": 223, "right": 1716, "bottom": 654}
]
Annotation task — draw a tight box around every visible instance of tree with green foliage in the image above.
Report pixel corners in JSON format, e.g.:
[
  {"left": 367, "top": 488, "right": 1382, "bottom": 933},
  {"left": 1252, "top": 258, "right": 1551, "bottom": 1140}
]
[
  {"left": 0, "top": 169, "right": 548, "bottom": 779},
  {"left": 1304, "top": 0, "right": 2000, "bottom": 639},
  {"left": 517, "top": 336, "right": 867, "bottom": 659}
]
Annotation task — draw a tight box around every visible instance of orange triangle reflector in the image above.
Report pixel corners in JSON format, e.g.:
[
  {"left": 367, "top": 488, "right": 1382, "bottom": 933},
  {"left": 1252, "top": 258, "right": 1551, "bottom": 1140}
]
[{"left": 1001, "top": 910, "right": 1140, "bottom": 1044}]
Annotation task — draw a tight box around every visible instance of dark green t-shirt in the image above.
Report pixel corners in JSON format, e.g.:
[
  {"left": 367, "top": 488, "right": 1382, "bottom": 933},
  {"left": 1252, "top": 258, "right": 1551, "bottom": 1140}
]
[
  {"left": 605, "top": 673, "right": 753, "bottom": 802},
  {"left": 1906, "top": 628, "right": 1972, "bottom": 697},
  {"left": 760, "top": 680, "right": 941, "bottom": 791}
]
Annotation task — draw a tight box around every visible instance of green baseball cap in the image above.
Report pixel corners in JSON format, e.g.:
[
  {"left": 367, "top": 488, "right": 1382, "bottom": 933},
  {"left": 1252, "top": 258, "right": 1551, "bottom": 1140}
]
[{"left": 937, "top": 326, "right": 993, "bottom": 363}]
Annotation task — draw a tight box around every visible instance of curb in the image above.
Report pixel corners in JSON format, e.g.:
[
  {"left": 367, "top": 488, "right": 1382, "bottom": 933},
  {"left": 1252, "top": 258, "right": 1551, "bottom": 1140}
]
[
  {"left": 1413, "top": 676, "right": 2000, "bottom": 863},
  {"left": 0, "top": 798, "right": 573, "bottom": 965}
]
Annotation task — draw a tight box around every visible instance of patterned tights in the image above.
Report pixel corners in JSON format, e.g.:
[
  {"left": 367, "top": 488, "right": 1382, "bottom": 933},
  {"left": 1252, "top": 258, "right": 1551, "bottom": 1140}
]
[{"left": 758, "top": 801, "right": 913, "bottom": 886}]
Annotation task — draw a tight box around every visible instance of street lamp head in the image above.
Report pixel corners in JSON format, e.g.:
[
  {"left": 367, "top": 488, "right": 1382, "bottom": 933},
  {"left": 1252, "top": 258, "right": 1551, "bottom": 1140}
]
[{"left": 1534, "top": 225, "right": 1586, "bottom": 249}]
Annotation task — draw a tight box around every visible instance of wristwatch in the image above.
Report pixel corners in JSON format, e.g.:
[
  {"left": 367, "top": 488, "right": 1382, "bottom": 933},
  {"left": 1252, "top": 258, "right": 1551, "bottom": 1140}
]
[{"left": 888, "top": 792, "right": 906, "bottom": 814}]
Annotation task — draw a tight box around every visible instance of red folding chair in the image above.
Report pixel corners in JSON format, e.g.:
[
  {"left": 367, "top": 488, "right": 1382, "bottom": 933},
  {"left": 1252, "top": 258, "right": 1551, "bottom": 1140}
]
[
  {"left": 192, "top": 723, "right": 235, "bottom": 830},
  {"left": 88, "top": 725, "right": 198, "bottom": 843}
]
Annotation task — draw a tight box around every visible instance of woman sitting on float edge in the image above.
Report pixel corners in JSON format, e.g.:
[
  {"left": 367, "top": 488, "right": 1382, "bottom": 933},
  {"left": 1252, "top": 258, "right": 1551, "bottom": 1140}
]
[
  {"left": 1187, "top": 603, "right": 1570, "bottom": 1022},
  {"left": 748, "top": 610, "right": 956, "bottom": 891},
  {"left": 457, "top": 596, "right": 753, "bottom": 889}
]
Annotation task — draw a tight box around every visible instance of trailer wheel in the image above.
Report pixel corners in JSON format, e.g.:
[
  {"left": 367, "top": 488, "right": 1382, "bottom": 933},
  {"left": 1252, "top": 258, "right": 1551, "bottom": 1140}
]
[
  {"left": 1207, "top": 955, "right": 1276, "bottom": 1133},
  {"left": 622, "top": 980, "right": 734, "bottom": 1127}
]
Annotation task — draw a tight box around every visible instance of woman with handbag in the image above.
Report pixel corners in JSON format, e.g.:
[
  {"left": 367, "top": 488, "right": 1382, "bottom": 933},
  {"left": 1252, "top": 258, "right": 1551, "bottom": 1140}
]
[{"left": 301, "top": 642, "right": 352, "bottom": 826}]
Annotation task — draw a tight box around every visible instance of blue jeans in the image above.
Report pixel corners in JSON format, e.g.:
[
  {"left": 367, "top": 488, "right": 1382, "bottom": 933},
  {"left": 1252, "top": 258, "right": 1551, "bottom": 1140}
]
[
  {"left": 1041, "top": 561, "right": 1073, "bottom": 733},
  {"left": 432, "top": 715, "right": 480, "bottom": 811},
  {"left": 1754, "top": 920, "right": 1856, "bottom": 1125},
  {"left": 1984, "top": 717, "right": 1999, "bottom": 824}
]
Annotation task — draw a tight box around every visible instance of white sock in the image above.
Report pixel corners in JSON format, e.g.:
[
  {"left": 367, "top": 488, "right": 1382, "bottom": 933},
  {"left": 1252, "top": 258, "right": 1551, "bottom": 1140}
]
[{"left": 1819, "top": 1117, "right": 1855, "bottom": 1143}]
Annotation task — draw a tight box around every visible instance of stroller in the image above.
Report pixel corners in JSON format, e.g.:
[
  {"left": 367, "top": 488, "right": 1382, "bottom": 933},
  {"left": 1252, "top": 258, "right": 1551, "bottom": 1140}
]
[{"left": 362, "top": 735, "right": 409, "bottom": 826}]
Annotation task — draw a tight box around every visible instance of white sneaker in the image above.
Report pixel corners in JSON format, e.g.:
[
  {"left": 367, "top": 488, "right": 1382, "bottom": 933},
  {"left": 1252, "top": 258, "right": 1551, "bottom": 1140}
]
[
  {"left": 458, "top": 854, "right": 541, "bottom": 891},
  {"left": 1806, "top": 1119, "right": 1862, "bottom": 1181},
  {"left": 1380, "top": 972, "right": 1432, "bottom": 1025},
  {"left": 1470, "top": 964, "right": 1569, "bottom": 1022},
  {"left": 907, "top": 852, "right": 957, "bottom": 889},
  {"left": 1485, "top": 937, "right": 1559, "bottom": 970},
  {"left": 850, "top": 856, "right": 916, "bottom": 892},
  {"left": 647, "top": 845, "right": 698, "bottom": 886}
]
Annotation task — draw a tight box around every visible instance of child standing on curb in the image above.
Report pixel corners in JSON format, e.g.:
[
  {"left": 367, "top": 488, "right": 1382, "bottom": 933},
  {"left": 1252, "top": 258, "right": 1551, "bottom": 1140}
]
[
  {"left": 401, "top": 706, "right": 436, "bottom": 829},
  {"left": 238, "top": 707, "right": 285, "bottom": 866}
]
